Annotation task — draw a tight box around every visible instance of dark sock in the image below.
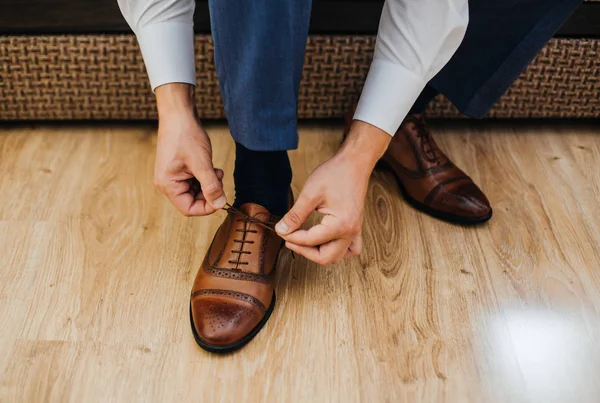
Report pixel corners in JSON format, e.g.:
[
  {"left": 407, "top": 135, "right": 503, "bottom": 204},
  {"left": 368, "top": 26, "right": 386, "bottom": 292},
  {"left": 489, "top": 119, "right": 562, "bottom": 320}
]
[
  {"left": 233, "top": 142, "right": 292, "bottom": 216},
  {"left": 409, "top": 84, "right": 439, "bottom": 114}
]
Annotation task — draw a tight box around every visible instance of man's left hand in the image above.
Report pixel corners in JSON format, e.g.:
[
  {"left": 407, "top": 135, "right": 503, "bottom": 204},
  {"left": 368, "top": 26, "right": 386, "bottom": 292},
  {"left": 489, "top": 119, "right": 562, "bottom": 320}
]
[{"left": 275, "top": 121, "right": 391, "bottom": 265}]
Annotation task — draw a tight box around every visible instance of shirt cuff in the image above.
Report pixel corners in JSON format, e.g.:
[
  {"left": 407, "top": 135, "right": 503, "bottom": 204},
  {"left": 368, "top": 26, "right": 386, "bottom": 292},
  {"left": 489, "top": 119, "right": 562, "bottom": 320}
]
[
  {"left": 135, "top": 22, "right": 196, "bottom": 91},
  {"left": 353, "top": 59, "right": 426, "bottom": 136}
]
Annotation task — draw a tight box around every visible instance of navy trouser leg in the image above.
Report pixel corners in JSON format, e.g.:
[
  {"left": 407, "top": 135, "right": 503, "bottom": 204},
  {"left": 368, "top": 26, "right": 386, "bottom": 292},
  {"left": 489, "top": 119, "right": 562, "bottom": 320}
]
[
  {"left": 208, "top": 0, "right": 312, "bottom": 151},
  {"left": 428, "top": 0, "right": 583, "bottom": 118}
]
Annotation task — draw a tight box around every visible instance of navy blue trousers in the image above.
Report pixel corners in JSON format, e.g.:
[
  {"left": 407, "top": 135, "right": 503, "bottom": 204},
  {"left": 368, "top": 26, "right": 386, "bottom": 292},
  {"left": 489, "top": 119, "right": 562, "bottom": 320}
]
[
  {"left": 208, "top": 0, "right": 312, "bottom": 151},
  {"left": 428, "top": 0, "right": 583, "bottom": 118},
  {"left": 208, "top": 0, "right": 582, "bottom": 151}
]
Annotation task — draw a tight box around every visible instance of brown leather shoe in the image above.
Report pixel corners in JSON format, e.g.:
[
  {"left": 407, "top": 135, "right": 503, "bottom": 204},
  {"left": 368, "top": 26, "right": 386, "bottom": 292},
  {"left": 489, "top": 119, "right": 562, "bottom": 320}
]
[
  {"left": 189, "top": 202, "right": 287, "bottom": 353},
  {"left": 346, "top": 112, "right": 492, "bottom": 224}
]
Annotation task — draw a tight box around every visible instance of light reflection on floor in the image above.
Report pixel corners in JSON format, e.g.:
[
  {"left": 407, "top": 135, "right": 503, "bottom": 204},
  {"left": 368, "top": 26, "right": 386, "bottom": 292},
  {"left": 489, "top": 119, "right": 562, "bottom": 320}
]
[{"left": 479, "top": 309, "right": 600, "bottom": 403}]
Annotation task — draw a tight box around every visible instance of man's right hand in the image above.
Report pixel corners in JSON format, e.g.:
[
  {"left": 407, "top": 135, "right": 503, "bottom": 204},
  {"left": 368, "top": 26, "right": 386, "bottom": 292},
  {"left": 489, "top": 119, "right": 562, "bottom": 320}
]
[{"left": 154, "top": 83, "right": 227, "bottom": 216}]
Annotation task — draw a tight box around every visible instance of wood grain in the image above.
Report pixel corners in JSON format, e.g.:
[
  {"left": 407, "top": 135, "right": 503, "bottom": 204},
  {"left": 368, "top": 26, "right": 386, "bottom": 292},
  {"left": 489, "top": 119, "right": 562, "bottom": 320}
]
[{"left": 0, "top": 121, "right": 599, "bottom": 402}]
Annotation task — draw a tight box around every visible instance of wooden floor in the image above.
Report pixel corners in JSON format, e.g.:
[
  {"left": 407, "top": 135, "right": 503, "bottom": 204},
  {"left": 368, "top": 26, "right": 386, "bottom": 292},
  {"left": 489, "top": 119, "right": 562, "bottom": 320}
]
[{"left": 0, "top": 121, "right": 599, "bottom": 402}]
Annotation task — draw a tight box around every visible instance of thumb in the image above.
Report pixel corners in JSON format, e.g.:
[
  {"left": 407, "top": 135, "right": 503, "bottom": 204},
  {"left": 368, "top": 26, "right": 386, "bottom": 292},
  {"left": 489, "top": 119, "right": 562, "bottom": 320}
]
[
  {"left": 276, "top": 191, "right": 317, "bottom": 235},
  {"left": 191, "top": 161, "right": 226, "bottom": 209}
]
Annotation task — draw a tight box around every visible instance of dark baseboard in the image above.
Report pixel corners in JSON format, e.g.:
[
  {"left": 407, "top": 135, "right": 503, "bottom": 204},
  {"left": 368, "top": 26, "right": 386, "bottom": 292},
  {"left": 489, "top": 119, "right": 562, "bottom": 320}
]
[{"left": 0, "top": 1, "right": 598, "bottom": 37}]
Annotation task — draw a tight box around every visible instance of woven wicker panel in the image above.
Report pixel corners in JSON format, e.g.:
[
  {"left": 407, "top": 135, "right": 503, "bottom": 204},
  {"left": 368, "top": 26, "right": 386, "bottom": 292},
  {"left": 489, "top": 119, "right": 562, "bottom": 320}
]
[
  {"left": 0, "top": 36, "right": 154, "bottom": 120},
  {"left": 426, "top": 38, "right": 600, "bottom": 118},
  {"left": 0, "top": 35, "right": 598, "bottom": 120}
]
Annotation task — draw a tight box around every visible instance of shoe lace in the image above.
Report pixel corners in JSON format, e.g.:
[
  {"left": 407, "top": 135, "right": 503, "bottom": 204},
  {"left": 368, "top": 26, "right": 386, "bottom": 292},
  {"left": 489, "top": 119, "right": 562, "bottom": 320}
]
[
  {"left": 414, "top": 117, "right": 441, "bottom": 165},
  {"left": 222, "top": 204, "right": 279, "bottom": 268}
]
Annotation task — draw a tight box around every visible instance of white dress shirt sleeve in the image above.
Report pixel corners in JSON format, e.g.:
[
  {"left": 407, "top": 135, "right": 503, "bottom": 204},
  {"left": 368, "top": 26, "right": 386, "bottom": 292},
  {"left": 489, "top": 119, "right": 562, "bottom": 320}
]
[
  {"left": 354, "top": 0, "right": 469, "bottom": 136},
  {"left": 117, "top": 0, "right": 196, "bottom": 90}
]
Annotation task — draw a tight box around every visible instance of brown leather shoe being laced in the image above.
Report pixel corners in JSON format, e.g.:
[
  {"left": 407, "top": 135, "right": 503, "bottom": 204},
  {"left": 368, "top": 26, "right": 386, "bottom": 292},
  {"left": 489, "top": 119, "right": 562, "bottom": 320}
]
[{"left": 189, "top": 202, "right": 288, "bottom": 353}]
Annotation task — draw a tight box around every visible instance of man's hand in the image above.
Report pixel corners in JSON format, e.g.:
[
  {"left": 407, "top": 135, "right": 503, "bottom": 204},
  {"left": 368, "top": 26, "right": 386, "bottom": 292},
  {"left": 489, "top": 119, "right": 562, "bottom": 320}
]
[
  {"left": 275, "top": 121, "right": 391, "bottom": 265},
  {"left": 154, "top": 83, "right": 226, "bottom": 216}
]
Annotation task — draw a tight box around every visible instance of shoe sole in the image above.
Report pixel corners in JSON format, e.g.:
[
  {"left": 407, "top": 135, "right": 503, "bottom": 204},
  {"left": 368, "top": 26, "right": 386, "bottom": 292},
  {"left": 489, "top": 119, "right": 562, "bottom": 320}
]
[
  {"left": 376, "top": 160, "right": 493, "bottom": 225},
  {"left": 189, "top": 291, "right": 276, "bottom": 354}
]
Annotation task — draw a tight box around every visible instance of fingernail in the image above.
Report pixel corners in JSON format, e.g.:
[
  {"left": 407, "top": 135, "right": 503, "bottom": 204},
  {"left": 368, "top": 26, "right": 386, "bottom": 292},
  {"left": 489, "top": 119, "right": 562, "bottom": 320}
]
[
  {"left": 275, "top": 221, "right": 289, "bottom": 234},
  {"left": 213, "top": 196, "right": 226, "bottom": 209}
]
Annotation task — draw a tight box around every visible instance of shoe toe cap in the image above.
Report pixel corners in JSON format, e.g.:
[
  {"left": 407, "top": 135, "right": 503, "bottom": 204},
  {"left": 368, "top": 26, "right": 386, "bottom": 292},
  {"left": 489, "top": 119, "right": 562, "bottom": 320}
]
[
  {"left": 431, "top": 180, "right": 492, "bottom": 220},
  {"left": 191, "top": 296, "right": 262, "bottom": 347}
]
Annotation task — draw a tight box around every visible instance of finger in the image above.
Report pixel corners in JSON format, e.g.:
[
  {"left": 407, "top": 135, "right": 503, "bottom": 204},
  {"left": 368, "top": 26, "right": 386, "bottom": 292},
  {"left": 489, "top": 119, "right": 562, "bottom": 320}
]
[
  {"left": 284, "top": 242, "right": 321, "bottom": 264},
  {"left": 190, "top": 162, "right": 226, "bottom": 209},
  {"left": 282, "top": 224, "right": 338, "bottom": 246},
  {"left": 319, "top": 238, "right": 351, "bottom": 264},
  {"left": 189, "top": 170, "right": 224, "bottom": 201},
  {"left": 285, "top": 238, "right": 350, "bottom": 265},
  {"left": 345, "top": 235, "right": 363, "bottom": 258},
  {"left": 167, "top": 187, "right": 219, "bottom": 216},
  {"left": 163, "top": 180, "right": 218, "bottom": 216},
  {"left": 275, "top": 191, "right": 318, "bottom": 236}
]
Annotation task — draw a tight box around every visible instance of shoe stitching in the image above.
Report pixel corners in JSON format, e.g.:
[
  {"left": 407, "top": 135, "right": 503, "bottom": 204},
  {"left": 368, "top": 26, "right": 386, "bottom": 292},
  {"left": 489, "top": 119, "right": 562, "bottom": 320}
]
[
  {"left": 423, "top": 175, "right": 471, "bottom": 207},
  {"left": 203, "top": 266, "right": 271, "bottom": 284},
  {"left": 191, "top": 289, "right": 267, "bottom": 313}
]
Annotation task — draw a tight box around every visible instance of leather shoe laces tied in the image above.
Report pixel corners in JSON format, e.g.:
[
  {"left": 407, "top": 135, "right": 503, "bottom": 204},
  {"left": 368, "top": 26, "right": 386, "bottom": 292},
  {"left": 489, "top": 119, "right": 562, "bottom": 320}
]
[
  {"left": 221, "top": 203, "right": 293, "bottom": 267},
  {"left": 414, "top": 117, "right": 441, "bottom": 165},
  {"left": 222, "top": 203, "right": 278, "bottom": 232},
  {"left": 222, "top": 204, "right": 279, "bottom": 268}
]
